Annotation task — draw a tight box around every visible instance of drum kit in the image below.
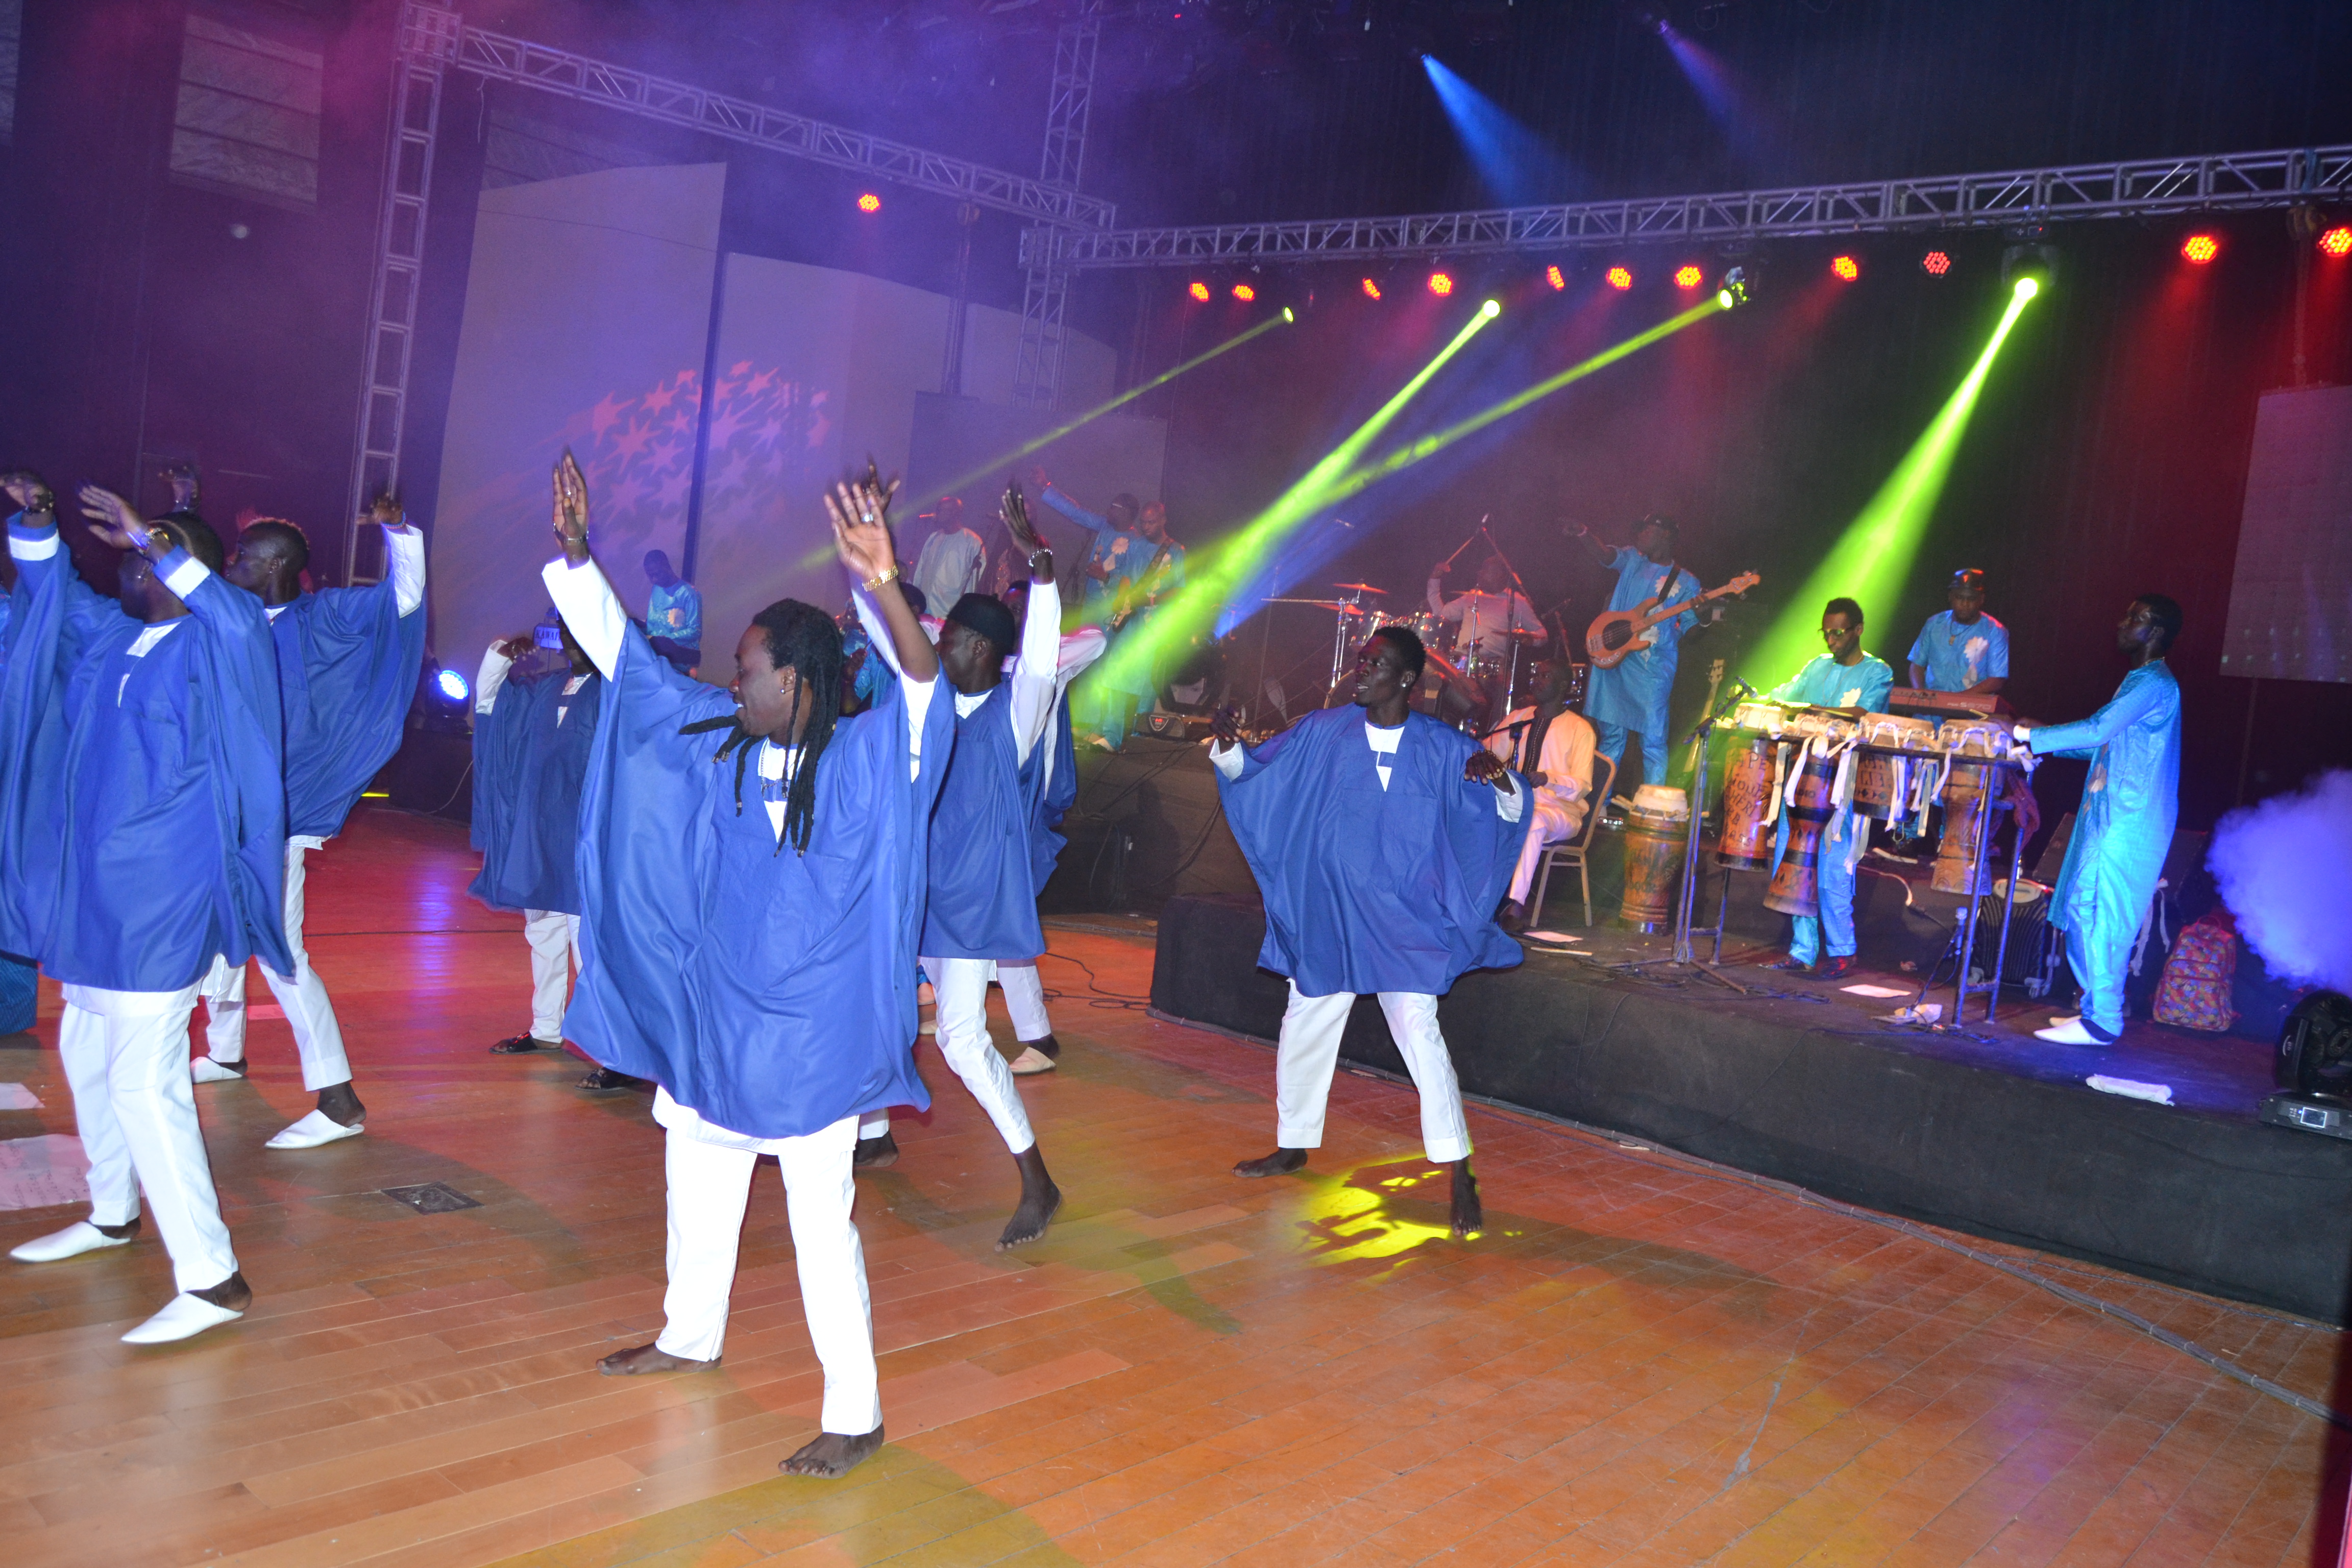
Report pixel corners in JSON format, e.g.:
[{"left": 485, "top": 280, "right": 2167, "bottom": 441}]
[{"left": 1260, "top": 579, "right": 1569, "bottom": 733}]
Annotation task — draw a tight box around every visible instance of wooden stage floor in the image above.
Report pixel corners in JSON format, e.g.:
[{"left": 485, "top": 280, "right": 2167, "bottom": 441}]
[{"left": 0, "top": 807, "right": 2343, "bottom": 1567}]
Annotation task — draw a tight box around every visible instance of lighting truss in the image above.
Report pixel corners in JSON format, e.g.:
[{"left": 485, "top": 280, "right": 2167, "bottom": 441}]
[
  {"left": 1015, "top": 0, "right": 1106, "bottom": 408},
  {"left": 1033, "top": 144, "right": 2352, "bottom": 268}
]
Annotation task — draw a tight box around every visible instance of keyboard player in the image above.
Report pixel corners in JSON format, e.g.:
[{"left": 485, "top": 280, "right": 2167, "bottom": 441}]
[{"left": 1906, "top": 568, "right": 2010, "bottom": 697}]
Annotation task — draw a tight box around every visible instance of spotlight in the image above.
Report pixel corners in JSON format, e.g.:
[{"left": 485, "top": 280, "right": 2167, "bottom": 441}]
[
  {"left": 1282, "top": 307, "right": 1295, "bottom": 323},
  {"left": 1831, "top": 255, "right": 1860, "bottom": 282},
  {"left": 1361, "top": 277, "right": 1383, "bottom": 300},
  {"left": 1188, "top": 280, "right": 1211, "bottom": 302},
  {"left": 2181, "top": 233, "right": 2219, "bottom": 264},
  {"left": 1921, "top": 250, "right": 1952, "bottom": 276},
  {"left": 2013, "top": 276, "right": 2039, "bottom": 300},
  {"left": 1545, "top": 264, "right": 1566, "bottom": 290},
  {"left": 1606, "top": 266, "right": 1633, "bottom": 290},
  {"left": 433, "top": 666, "right": 470, "bottom": 704},
  {"left": 1232, "top": 283, "right": 1256, "bottom": 302},
  {"left": 1716, "top": 266, "right": 1750, "bottom": 309},
  {"left": 1480, "top": 299, "right": 1501, "bottom": 318},
  {"left": 856, "top": 192, "right": 881, "bottom": 213},
  {"left": 1673, "top": 264, "right": 1703, "bottom": 289},
  {"left": 2319, "top": 226, "right": 2352, "bottom": 258},
  {"left": 1428, "top": 271, "right": 1455, "bottom": 296}
]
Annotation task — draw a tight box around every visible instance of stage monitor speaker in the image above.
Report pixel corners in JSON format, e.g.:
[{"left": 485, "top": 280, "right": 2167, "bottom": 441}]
[
  {"left": 1138, "top": 712, "right": 1190, "bottom": 740},
  {"left": 2273, "top": 989, "right": 2352, "bottom": 1094},
  {"left": 2258, "top": 1092, "right": 2352, "bottom": 1140}
]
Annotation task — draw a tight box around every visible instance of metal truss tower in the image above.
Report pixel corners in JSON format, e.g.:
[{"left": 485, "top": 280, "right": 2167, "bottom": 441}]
[{"left": 1013, "top": 1, "right": 1107, "bottom": 410}]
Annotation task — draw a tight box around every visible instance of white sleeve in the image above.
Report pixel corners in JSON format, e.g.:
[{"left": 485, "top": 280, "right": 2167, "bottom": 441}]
[
  {"left": 382, "top": 524, "right": 427, "bottom": 616},
  {"left": 902, "top": 669, "right": 937, "bottom": 783},
  {"left": 540, "top": 556, "right": 629, "bottom": 679},
  {"left": 162, "top": 553, "right": 212, "bottom": 600},
  {"left": 8, "top": 526, "right": 59, "bottom": 561},
  {"left": 1006, "top": 576, "right": 1063, "bottom": 764},
  {"left": 1210, "top": 740, "right": 1245, "bottom": 779},
  {"left": 1496, "top": 777, "right": 1526, "bottom": 823},
  {"left": 474, "top": 644, "right": 516, "bottom": 715},
  {"left": 1057, "top": 626, "right": 1108, "bottom": 686}
]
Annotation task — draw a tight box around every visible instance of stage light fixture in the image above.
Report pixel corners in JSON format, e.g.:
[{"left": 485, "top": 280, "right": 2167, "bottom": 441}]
[
  {"left": 1481, "top": 299, "right": 1501, "bottom": 318},
  {"left": 1606, "top": 266, "right": 1634, "bottom": 290},
  {"left": 1673, "top": 264, "right": 1703, "bottom": 289},
  {"left": 1716, "top": 266, "right": 1749, "bottom": 309},
  {"left": 1232, "top": 283, "right": 1256, "bottom": 302},
  {"left": 2013, "top": 276, "right": 2039, "bottom": 300},
  {"left": 1921, "top": 250, "right": 1952, "bottom": 276},
  {"left": 432, "top": 666, "right": 470, "bottom": 704},
  {"left": 856, "top": 192, "right": 881, "bottom": 213},
  {"left": 2181, "top": 233, "right": 2219, "bottom": 264},
  {"left": 1545, "top": 264, "right": 1566, "bottom": 290},
  {"left": 1188, "top": 280, "right": 1211, "bottom": 302},
  {"left": 1428, "top": 271, "right": 1456, "bottom": 296},
  {"left": 2320, "top": 226, "right": 2352, "bottom": 258},
  {"left": 1361, "top": 277, "right": 1383, "bottom": 300},
  {"left": 1831, "top": 255, "right": 1860, "bottom": 281}
]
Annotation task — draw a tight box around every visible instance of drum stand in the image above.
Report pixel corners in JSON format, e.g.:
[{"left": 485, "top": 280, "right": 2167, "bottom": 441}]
[{"left": 1950, "top": 760, "right": 2028, "bottom": 1025}]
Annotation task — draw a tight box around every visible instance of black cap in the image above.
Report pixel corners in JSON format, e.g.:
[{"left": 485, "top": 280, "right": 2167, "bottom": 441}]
[
  {"left": 946, "top": 592, "right": 1018, "bottom": 653},
  {"left": 1950, "top": 568, "right": 1986, "bottom": 591}
]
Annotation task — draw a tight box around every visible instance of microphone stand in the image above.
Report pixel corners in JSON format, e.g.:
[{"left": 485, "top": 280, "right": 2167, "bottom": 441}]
[{"left": 1670, "top": 676, "right": 1752, "bottom": 966}]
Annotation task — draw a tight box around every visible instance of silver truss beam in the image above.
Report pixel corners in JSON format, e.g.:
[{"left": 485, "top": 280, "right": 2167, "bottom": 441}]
[
  {"left": 1034, "top": 143, "right": 2352, "bottom": 269},
  {"left": 446, "top": 17, "right": 1116, "bottom": 231},
  {"left": 1014, "top": 1, "right": 1106, "bottom": 409}
]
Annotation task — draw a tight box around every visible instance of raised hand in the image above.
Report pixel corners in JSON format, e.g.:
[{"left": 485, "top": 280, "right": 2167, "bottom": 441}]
[
  {"left": 1209, "top": 704, "right": 1242, "bottom": 747},
  {"left": 551, "top": 450, "right": 590, "bottom": 562},
  {"left": 368, "top": 491, "right": 408, "bottom": 530},
  {"left": 159, "top": 459, "right": 200, "bottom": 511},
  {"left": 825, "top": 477, "right": 898, "bottom": 586},
  {"left": 0, "top": 470, "right": 54, "bottom": 516},
  {"left": 78, "top": 485, "right": 155, "bottom": 553},
  {"left": 1464, "top": 750, "right": 1514, "bottom": 793},
  {"left": 493, "top": 632, "right": 537, "bottom": 660}
]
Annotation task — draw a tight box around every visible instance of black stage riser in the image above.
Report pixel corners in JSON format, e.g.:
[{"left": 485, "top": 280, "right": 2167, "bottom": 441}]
[{"left": 1151, "top": 894, "right": 2352, "bottom": 1325}]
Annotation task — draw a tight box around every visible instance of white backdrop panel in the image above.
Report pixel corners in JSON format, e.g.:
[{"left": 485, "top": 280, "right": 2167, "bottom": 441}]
[{"left": 2222, "top": 385, "right": 2352, "bottom": 684}]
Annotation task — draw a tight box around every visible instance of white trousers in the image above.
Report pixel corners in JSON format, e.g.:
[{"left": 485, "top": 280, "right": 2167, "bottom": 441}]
[
  {"left": 523, "top": 910, "right": 580, "bottom": 1042},
  {"left": 861, "top": 957, "right": 1035, "bottom": 1150},
  {"left": 1274, "top": 982, "right": 1472, "bottom": 1164},
  {"left": 1508, "top": 798, "right": 1584, "bottom": 906},
  {"left": 200, "top": 840, "right": 352, "bottom": 1090},
  {"left": 59, "top": 995, "right": 239, "bottom": 1292},
  {"left": 995, "top": 961, "right": 1052, "bottom": 1041},
  {"left": 655, "top": 1112, "right": 879, "bottom": 1435}
]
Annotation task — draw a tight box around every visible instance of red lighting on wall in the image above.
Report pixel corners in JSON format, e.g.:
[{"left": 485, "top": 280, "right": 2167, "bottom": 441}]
[
  {"left": 2319, "top": 226, "right": 2352, "bottom": 258},
  {"left": 1672, "top": 264, "right": 1702, "bottom": 289},
  {"left": 1188, "top": 280, "right": 1211, "bottom": 302},
  {"left": 1545, "top": 264, "right": 1566, "bottom": 290},
  {"left": 1921, "top": 250, "right": 1952, "bottom": 276},
  {"left": 1427, "top": 271, "right": 1455, "bottom": 296},
  {"left": 855, "top": 192, "right": 881, "bottom": 213},
  {"left": 1606, "top": 266, "right": 1633, "bottom": 290},
  {"left": 1231, "top": 283, "right": 1256, "bottom": 302},
  {"left": 1361, "top": 277, "right": 1383, "bottom": 300},
  {"left": 1831, "top": 255, "right": 1860, "bottom": 281},
  {"left": 2181, "top": 233, "right": 2220, "bottom": 264}
]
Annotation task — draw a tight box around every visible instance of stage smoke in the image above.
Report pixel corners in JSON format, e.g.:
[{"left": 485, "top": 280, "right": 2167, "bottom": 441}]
[{"left": 2210, "top": 769, "right": 2352, "bottom": 992}]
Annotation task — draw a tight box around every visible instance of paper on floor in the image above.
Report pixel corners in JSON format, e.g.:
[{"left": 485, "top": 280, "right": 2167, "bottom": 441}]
[
  {"left": 1841, "top": 983, "right": 1911, "bottom": 999},
  {"left": 0, "top": 1083, "right": 41, "bottom": 1110},
  {"left": 0, "top": 1134, "right": 89, "bottom": 1210},
  {"left": 1521, "top": 930, "right": 1584, "bottom": 944},
  {"left": 2087, "top": 1075, "right": 2174, "bottom": 1106}
]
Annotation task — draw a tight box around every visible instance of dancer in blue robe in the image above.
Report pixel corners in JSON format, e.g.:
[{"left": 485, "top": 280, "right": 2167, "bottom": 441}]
[
  {"left": 1574, "top": 513, "right": 1700, "bottom": 790},
  {"left": 853, "top": 486, "right": 1065, "bottom": 1248},
  {"left": 192, "top": 496, "right": 426, "bottom": 1148},
  {"left": 0, "top": 479, "right": 286, "bottom": 1345},
  {"left": 2019, "top": 596, "right": 2184, "bottom": 1045},
  {"left": 1212, "top": 625, "right": 1526, "bottom": 1238},
  {"left": 1762, "top": 598, "right": 1895, "bottom": 979},
  {"left": 470, "top": 613, "right": 606, "bottom": 1075},
  {"left": 546, "top": 455, "right": 946, "bottom": 1482}
]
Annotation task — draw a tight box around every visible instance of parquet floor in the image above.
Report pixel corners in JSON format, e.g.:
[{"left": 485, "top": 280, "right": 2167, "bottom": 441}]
[{"left": 0, "top": 807, "right": 2342, "bottom": 1567}]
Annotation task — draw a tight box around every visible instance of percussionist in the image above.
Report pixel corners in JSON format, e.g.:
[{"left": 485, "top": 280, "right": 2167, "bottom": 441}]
[{"left": 1763, "top": 598, "right": 1893, "bottom": 980}]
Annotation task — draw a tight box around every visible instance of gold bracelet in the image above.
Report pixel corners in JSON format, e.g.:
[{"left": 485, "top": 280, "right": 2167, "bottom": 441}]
[{"left": 864, "top": 566, "right": 898, "bottom": 592}]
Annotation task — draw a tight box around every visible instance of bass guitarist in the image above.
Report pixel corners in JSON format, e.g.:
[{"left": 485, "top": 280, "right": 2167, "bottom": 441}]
[{"left": 1571, "top": 512, "right": 1700, "bottom": 791}]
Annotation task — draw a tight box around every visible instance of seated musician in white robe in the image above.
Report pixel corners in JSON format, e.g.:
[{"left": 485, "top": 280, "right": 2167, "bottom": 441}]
[{"left": 1489, "top": 659, "right": 1597, "bottom": 928}]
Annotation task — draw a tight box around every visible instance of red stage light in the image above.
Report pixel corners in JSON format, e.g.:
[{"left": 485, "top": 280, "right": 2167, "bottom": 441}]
[
  {"left": 1606, "top": 266, "right": 1633, "bottom": 290},
  {"left": 1672, "top": 264, "right": 1703, "bottom": 289},
  {"left": 855, "top": 192, "right": 881, "bottom": 213},
  {"left": 2320, "top": 226, "right": 2352, "bottom": 258},
  {"left": 1232, "top": 283, "right": 1256, "bottom": 302},
  {"left": 2182, "top": 233, "right": 2219, "bottom": 264},
  {"left": 1427, "top": 271, "right": 1455, "bottom": 296},
  {"left": 1545, "top": 264, "right": 1566, "bottom": 290},
  {"left": 1831, "top": 255, "right": 1860, "bottom": 281},
  {"left": 1921, "top": 250, "right": 1952, "bottom": 276},
  {"left": 1188, "top": 280, "right": 1211, "bottom": 302},
  {"left": 1361, "top": 277, "right": 1382, "bottom": 300}
]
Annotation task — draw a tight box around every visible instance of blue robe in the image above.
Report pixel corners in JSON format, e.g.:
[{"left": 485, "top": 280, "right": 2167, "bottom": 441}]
[
  {"left": 1584, "top": 548, "right": 1699, "bottom": 778},
  {"left": 273, "top": 580, "right": 427, "bottom": 839},
  {"left": 1032, "top": 690, "right": 1080, "bottom": 891},
  {"left": 1906, "top": 610, "right": 2010, "bottom": 694},
  {"left": 0, "top": 527, "right": 291, "bottom": 989},
  {"left": 1768, "top": 653, "right": 1895, "bottom": 963},
  {"left": 2029, "top": 662, "right": 2182, "bottom": 1035},
  {"left": 469, "top": 663, "right": 602, "bottom": 914},
  {"left": 1216, "top": 707, "right": 1525, "bottom": 997},
  {"left": 562, "top": 626, "right": 952, "bottom": 1141},
  {"left": 921, "top": 683, "right": 1050, "bottom": 962}
]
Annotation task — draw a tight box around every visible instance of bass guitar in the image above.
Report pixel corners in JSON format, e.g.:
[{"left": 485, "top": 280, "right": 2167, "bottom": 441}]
[{"left": 1585, "top": 572, "right": 1759, "bottom": 669}]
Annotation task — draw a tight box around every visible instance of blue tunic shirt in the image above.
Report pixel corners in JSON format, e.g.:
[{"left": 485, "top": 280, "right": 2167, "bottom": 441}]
[
  {"left": 921, "top": 683, "right": 1051, "bottom": 962},
  {"left": 1906, "top": 610, "right": 2010, "bottom": 694},
  {"left": 1584, "top": 548, "right": 1699, "bottom": 732},
  {"left": 272, "top": 575, "right": 427, "bottom": 840},
  {"left": 470, "top": 662, "right": 602, "bottom": 915},
  {"left": 2029, "top": 662, "right": 2182, "bottom": 936},
  {"left": 1771, "top": 652, "right": 1894, "bottom": 714},
  {"left": 1216, "top": 707, "right": 1525, "bottom": 997}
]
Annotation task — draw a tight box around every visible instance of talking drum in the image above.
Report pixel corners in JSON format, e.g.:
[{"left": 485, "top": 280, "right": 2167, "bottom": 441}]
[
  {"left": 1933, "top": 762, "right": 2000, "bottom": 895},
  {"left": 1619, "top": 785, "right": 1690, "bottom": 927},
  {"left": 1716, "top": 736, "right": 1777, "bottom": 870},
  {"left": 1762, "top": 751, "right": 1839, "bottom": 917}
]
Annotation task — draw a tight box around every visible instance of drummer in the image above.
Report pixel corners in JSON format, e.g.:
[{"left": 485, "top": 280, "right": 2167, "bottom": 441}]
[
  {"left": 1763, "top": 597, "right": 1894, "bottom": 981},
  {"left": 1906, "top": 569, "right": 2010, "bottom": 696},
  {"left": 1427, "top": 556, "right": 1546, "bottom": 662}
]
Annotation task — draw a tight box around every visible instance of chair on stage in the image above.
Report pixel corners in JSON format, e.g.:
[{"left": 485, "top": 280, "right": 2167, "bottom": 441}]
[{"left": 1528, "top": 753, "right": 1614, "bottom": 929}]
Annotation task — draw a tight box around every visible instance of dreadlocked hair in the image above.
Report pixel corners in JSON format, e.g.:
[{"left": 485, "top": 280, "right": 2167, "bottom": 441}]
[{"left": 678, "top": 599, "right": 843, "bottom": 855}]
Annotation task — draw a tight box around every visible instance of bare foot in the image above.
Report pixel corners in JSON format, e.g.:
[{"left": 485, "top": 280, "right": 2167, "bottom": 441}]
[
  {"left": 780, "top": 1424, "right": 884, "bottom": 1478},
  {"left": 1233, "top": 1147, "right": 1308, "bottom": 1179},
  {"left": 597, "top": 1341, "right": 720, "bottom": 1376},
  {"left": 997, "top": 1147, "right": 1061, "bottom": 1250},
  {"left": 317, "top": 1082, "right": 365, "bottom": 1129},
  {"left": 853, "top": 1131, "right": 899, "bottom": 1169},
  {"left": 191, "top": 1270, "right": 252, "bottom": 1311},
  {"left": 1449, "top": 1159, "right": 1482, "bottom": 1239}
]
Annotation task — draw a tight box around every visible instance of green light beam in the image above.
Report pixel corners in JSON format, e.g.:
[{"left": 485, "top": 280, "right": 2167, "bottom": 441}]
[
  {"left": 1093, "top": 301, "right": 1500, "bottom": 695},
  {"left": 1742, "top": 279, "right": 2041, "bottom": 690}
]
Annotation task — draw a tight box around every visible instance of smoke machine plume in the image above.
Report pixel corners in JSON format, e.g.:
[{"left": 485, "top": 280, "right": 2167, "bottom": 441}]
[{"left": 2207, "top": 769, "right": 2352, "bottom": 993}]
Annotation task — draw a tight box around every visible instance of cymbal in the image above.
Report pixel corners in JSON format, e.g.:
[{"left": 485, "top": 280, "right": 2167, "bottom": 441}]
[{"left": 1330, "top": 581, "right": 1388, "bottom": 596}]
